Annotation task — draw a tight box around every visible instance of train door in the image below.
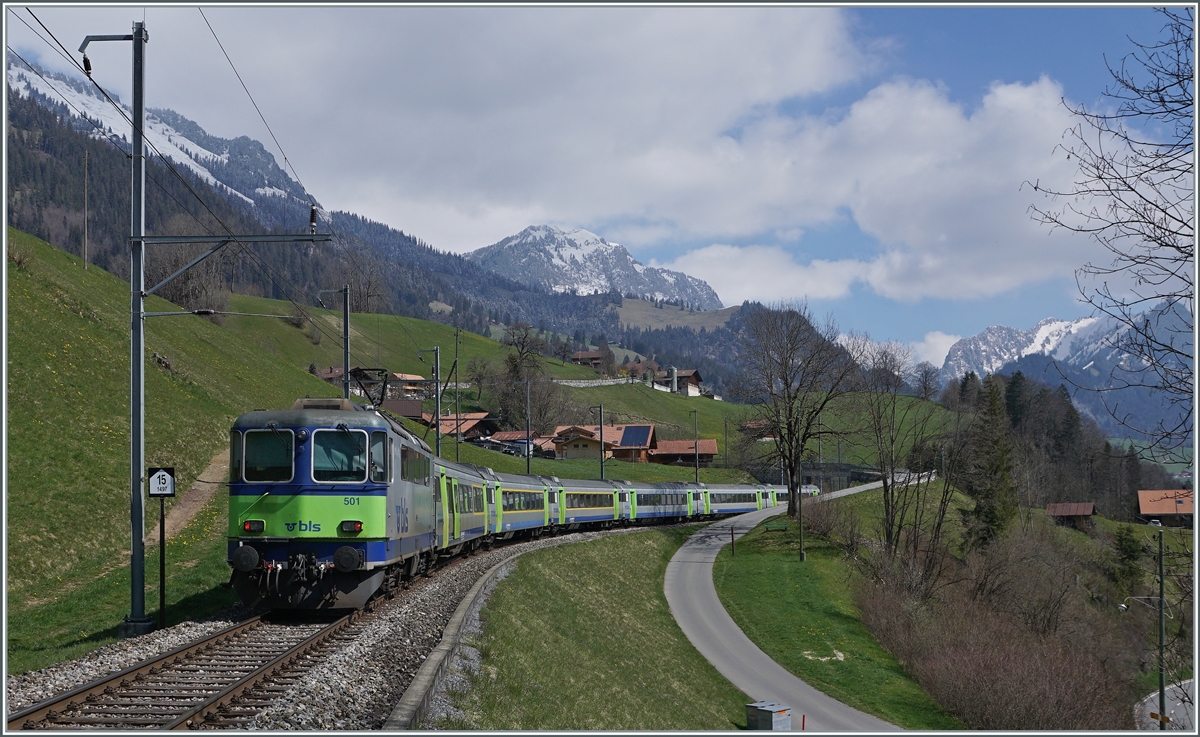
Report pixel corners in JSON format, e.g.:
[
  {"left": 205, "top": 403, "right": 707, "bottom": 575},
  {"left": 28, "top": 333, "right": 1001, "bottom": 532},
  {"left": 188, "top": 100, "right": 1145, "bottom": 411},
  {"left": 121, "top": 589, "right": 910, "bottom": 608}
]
[
  {"left": 434, "top": 470, "right": 445, "bottom": 545},
  {"left": 691, "top": 490, "right": 702, "bottom": 516},
  {"left": 487, "top": 483, "right": 498, "bottom": 534},
  {"left": 450, "top": 478, "right": 461, "bottom": 540},
  {"left": 618, "top": 489, "right": 630, "bottom": 520}
]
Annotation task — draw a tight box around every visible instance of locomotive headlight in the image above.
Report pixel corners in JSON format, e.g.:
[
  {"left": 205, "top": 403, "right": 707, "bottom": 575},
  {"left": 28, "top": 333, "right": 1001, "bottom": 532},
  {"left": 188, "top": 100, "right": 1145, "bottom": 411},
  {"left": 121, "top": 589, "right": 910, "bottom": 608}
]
[
  {"left": 340, "top": 520, "right": 363, "bottom": 533},
  {"left": 242, "top": 519, "right": 265, "bottom": 533}
]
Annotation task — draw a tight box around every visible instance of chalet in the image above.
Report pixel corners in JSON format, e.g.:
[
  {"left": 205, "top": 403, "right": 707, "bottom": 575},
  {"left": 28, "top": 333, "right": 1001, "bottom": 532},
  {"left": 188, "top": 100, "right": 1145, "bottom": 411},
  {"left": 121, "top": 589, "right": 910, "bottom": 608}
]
[
  {"left": 652, "top": 367, "right": 703, "bottom": 396},
  {"left": 490, "top": 430, "right": 556, "bottom": 456},
  {"left": 421, "top": 412, "right": 499, "bottom": 440},
  {"left": 1044, "top": 502, "right": 1096, "bottom": 531},
  {"left": 551, "top": 423, "right": 656, "bottom": 462},
  {"left": 570, "top": 350, "right": 605, "bottom": 369},
  {"left": 1137, "top": 489, "right": 1194, "bottom": 527},
  {"left": 649, "top": 438, "right": 719, "bottom": 467}
]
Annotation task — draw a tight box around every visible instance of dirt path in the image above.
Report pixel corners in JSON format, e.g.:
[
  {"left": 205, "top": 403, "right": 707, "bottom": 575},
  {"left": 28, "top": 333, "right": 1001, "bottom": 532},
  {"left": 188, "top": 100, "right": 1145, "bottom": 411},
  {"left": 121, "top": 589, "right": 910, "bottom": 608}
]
[{"left": 143, "top": 448, "right": 229, "bottom": 544}]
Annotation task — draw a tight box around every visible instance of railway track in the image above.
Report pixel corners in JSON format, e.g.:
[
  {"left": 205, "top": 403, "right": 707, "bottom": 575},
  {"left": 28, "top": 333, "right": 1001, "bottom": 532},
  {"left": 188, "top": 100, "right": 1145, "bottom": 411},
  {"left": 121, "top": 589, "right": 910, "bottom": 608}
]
[{"left": 7, "top": 611, "right": 373, "bottom": 730}]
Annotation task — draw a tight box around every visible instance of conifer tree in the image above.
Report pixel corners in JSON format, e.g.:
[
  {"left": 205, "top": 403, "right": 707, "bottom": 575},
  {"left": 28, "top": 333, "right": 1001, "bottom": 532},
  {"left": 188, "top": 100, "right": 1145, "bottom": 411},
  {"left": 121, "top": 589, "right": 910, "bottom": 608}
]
[{"left": 960, "top": 377, "right": 1020, "bottom": 550}]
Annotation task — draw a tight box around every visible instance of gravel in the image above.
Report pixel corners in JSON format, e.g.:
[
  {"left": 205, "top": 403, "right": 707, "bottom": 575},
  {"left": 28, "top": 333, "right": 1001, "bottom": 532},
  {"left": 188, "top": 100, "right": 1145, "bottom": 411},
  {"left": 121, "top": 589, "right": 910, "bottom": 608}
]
[
  {"left": 6, "top": 527, "right": 643, "bottom": 729},
  {"left": 6, "top": 602, "right": 259, "bottom": 714}
]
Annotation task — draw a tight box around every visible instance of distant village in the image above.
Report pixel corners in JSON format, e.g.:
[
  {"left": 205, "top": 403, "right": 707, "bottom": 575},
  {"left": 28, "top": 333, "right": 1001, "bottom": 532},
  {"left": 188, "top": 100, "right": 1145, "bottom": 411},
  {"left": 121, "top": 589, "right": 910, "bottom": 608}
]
[{"left": 308, "top": 351, "right": 724, "bottom": 467}]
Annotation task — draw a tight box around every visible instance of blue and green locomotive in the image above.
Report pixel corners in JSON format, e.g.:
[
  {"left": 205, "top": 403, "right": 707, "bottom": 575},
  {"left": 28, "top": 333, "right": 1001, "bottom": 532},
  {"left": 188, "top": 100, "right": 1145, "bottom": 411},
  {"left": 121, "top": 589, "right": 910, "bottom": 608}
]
[{"left": 227, "top": 398, "right": 781, "bottom": 610}]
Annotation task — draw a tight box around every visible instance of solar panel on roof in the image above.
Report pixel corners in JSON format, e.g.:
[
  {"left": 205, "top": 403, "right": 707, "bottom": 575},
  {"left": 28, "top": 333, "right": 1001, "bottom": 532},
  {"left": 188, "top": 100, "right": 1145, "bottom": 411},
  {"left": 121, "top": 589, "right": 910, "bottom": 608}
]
[{"left": 620, "top": 425, "right": 651, "bottom": 447}]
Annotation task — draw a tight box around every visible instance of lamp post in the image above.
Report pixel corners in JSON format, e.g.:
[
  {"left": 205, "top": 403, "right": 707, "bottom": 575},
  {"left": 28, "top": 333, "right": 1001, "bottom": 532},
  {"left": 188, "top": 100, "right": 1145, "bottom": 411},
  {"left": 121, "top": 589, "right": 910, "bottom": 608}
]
[
  {"left": 589, "top": 404, "right": 605, "bottom": 480},
  {"left": 317, "top": 286, "right": 350, "bottom": 398},
  {"left": 1119, "top": 528, "right": 1170, "bottom": 730},
  {"left": 419, "top": 347, "right": 441, "bottom": 457},
  {"left": 688, "top": 410, "right": 699, "bottom": 483}
]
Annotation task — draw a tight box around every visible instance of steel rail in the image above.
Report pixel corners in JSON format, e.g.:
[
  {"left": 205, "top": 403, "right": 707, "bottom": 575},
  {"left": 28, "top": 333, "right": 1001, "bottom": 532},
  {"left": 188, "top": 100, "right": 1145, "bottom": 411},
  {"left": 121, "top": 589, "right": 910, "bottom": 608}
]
[
  {"left": 6, "top": 616, "right": 262, "bottom": 730},
  {"left": 165, "top": 613, "right": 355, "bottom": 729}
]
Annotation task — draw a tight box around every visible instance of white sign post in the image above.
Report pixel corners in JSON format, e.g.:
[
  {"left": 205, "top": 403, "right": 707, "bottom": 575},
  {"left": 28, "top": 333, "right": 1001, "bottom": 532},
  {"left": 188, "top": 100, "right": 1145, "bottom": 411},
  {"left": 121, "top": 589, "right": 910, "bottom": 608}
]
[{"left": 147, "top": 467, "right": 175, "bottom": 628}]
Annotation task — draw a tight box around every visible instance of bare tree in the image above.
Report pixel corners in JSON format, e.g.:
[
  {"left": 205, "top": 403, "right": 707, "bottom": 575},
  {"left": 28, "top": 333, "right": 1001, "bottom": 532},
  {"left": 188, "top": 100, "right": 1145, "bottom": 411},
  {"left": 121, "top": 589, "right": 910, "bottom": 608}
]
[
  {"left": 1029, "top": 7, "right": 1193, "bottom": 455},
  {"left": 145, "top": 214, "right": 229, "bottom": 320},
  {"left": 914, "top": 361, "right": 942, "bottom": 402},
  {"left": 503, "top": 322, "right": 547, "bottom": 379},
  {"left": 733, "top": 302, "right": 862, "bottom": 560}
]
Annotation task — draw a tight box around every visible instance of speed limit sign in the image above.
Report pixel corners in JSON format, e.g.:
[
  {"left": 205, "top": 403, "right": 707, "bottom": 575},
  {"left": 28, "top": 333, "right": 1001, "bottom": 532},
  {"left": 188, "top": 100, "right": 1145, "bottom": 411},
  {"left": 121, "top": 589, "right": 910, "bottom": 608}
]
[{"left": 148, "top": 467, "right": 176, "bottom": 497}]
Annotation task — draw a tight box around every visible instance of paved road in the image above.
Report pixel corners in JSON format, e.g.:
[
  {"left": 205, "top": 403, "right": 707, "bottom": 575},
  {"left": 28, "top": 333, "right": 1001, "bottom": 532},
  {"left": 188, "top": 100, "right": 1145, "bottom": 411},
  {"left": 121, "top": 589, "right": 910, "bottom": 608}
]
[
  {"left": 665, "top": 501, "right": 900, "bottom": 732},
  {"left": 1138, "top": 680, "right": 1194, "bottom": 730}
]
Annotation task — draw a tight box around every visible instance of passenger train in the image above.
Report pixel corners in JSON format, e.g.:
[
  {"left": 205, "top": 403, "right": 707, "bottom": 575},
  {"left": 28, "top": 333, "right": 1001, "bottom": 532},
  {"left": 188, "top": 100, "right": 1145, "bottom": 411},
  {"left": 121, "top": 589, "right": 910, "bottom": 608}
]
[{"left": 227, "top": 398, "right": 789, "bottom": 610}]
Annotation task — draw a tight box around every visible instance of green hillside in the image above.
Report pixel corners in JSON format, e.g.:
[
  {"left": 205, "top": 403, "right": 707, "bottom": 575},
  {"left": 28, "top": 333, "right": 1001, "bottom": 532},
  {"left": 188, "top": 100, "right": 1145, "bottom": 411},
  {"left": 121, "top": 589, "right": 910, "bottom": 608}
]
[
  {"left": 4, "top": 228, "right": 756, "bottom": 673},
  {"left": 220, "top": 293, "right": 597, "bottom": 381},
  {"left": 617, "top": 296, "right": 741, "bottom": 332}
]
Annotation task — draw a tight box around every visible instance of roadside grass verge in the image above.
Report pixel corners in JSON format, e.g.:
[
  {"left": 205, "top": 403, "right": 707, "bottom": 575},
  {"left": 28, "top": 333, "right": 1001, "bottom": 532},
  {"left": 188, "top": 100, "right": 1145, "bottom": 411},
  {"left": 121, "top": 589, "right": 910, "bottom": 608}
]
[
  {"left": 713, "top": 518, "right": 964, "bottom": 730},
  {"left": 435, "top": 526, "right": 750, "bottom": 730}
]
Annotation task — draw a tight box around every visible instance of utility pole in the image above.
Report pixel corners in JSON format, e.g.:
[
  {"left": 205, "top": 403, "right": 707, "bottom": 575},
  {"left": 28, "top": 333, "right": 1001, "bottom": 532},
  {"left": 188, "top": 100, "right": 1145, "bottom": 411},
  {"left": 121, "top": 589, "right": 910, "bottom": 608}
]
[
  {"left": 590, "top": 404, "right": 605, "bottom": 480},
  {"left": 419, "top": 347, "right": 441, "bottom": 457},
  {"left": 81, "top": 22, "right": 330, "bottom": 638},
  {"left": 455, "top": 327, "right": 461, "bottom": 462},
  {"left": 516, "top": 381, "right": 530, "bottom": 472},
  {"left": 83, "top": 150, "right": 88, "bottom": 269},
  {"left": 317, "top": 285, "right": 350, "bottom": 399},
  {"left": 723, "top": 416, "right": 728, "bottom": 468},
  {"left": 689, "top": 409, "right": 699, "bottom": 483},
  {"left": 1158, "top": 527, "right": 1166, "bottom": 731}
]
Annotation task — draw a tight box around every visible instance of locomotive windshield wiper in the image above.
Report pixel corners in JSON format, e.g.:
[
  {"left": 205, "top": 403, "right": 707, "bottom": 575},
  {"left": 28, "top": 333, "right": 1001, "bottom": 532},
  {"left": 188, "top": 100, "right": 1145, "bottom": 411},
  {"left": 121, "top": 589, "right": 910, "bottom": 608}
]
[
  {"left": 266, "top": 421, "right": 290, "bottom": 453},
  {"left": 336, "top": 422, "right": 364, "bottom": 453}
]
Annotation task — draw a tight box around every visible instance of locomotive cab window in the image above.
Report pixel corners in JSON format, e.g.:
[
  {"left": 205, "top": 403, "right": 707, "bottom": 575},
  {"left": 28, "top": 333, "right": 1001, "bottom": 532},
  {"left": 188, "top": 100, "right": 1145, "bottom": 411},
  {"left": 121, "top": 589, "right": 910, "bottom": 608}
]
[
  {"left": 229, "top": 430, "right": 243, "bottom": 483},
  {"left": 312, "top": 428, "right": 368, "bottom": 482},
  {"left": 369, "top": 431, "right": 388, "bottom": 483},
  {"left": 243, "top": 428, "right": 294, "bottom": 482}
]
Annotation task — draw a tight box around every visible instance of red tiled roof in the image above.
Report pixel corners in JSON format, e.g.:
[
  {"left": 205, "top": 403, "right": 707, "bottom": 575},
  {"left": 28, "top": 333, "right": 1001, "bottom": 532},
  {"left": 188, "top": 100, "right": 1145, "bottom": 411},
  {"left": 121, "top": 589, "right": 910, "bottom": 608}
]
[
  {"left": 491, "top": 430, "right": 540, "bottom": 442},
  {"left": 650, "top": 439, "right": 719, "bottom": 456},
  {"left": 1045, "top": 502, "right": 1095, "bottom": 517},
  {"left": 551, "top": 424, "right": 656, "bottom": 449},
  {"left": 1138, "top": 489, "right": 1194, "bottom": 516}
]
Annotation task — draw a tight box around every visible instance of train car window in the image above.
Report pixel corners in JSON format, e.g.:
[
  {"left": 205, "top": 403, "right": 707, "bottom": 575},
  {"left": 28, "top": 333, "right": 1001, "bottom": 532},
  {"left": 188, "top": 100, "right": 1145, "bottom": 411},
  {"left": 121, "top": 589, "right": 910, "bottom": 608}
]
[
  {"left": 229, "top": 430, "right": 242, "bottom": 483},
  {"left": 312, "top": 429, "right": 367, "bottom": 482},
  {"left": 388, "top": 437, "right": 395, "bottom": 483},
  {"left": 370, "top": 432, "right": 388, "bottom": 483},
  {"left": 243, "top": 428, "right": 294, "bottom": 482},
  {"left": 549, "top": 491, "right": 557, "bottom": 505},
  {"left": 619, "top": 492, "right": 628, "bottom": 503},
  {"left": 401, "top": 445, "right": 430, "bottom": 485},
  {"left": 487, "top": 486, "right": 495, "bottom": 505}
]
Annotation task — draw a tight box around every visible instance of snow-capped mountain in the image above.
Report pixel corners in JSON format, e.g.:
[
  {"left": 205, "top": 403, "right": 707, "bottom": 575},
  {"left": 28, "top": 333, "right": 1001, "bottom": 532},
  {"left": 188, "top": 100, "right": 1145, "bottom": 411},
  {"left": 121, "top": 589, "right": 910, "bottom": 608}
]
[
  {"left": 940, "top": 305, "right": 1191, "bottom": 439},
  {"left": 466, "top": 225, "right": 724, "bottom": 310},
  {"left": 940, "top": 315, "right": 1114, "bottom": 383},
  {"left": 7, "top": 53, "right": 318, "bottom": 226}
]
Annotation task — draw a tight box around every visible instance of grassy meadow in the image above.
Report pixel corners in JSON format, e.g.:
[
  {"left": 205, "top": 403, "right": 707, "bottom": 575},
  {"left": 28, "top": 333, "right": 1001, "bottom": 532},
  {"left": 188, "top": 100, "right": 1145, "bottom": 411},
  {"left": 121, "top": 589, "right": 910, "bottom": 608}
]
[
  {"left": 712, "top": 518, "right": 963, "bottom": 730},
  {"left": 434, "top": 526, "right": 751, "bottom": 730}
]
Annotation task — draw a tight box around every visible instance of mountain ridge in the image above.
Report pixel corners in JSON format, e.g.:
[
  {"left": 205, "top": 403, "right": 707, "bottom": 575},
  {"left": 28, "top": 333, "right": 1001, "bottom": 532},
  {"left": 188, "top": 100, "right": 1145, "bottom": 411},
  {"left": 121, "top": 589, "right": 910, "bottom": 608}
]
[{"left": 466, "top": 225, "right": 724, "bottom": 311}]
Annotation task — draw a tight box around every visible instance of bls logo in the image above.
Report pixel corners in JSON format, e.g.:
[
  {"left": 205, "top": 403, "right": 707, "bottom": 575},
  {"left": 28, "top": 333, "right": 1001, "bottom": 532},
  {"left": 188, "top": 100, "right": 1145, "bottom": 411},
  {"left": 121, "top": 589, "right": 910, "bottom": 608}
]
[
  {"left": 284, "top": 520, "right": 322, "bottom": 532},
  {"left": 395, "top": 501, "right": 409, "bottom": 533}
]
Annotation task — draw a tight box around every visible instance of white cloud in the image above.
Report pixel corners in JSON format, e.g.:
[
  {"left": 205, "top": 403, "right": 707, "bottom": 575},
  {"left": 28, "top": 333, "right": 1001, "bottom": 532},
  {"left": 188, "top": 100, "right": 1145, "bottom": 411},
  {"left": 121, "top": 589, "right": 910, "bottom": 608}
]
[
  {"left": 910, "top": 331, "right": 964, "bottom": 367},
  {"left": 654, "top": 245, "right": 866, "bottom": 304},
  {"left": 8, "top": 6, "right": 1107, "bottom": 311}
]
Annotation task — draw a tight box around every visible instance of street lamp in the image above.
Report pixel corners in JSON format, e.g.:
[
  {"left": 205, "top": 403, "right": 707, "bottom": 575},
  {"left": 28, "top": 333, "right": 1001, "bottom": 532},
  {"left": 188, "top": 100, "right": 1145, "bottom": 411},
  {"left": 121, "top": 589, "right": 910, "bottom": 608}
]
[
  {"left": 1118, "top": 528, "right": 1171, "bottom": 730},
  {"left": 317, "top": 286, "right": 350, "bottom": 399},
  {"left": 589, "top": 404, "right": 605, "bottom": 480}
]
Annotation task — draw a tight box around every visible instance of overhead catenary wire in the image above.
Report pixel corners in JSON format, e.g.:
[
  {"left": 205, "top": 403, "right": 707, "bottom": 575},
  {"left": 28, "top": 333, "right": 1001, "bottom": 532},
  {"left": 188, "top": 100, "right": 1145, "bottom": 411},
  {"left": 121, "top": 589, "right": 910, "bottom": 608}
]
[{"left": 16, "top": 10, "right": 421, "bottom": 373}]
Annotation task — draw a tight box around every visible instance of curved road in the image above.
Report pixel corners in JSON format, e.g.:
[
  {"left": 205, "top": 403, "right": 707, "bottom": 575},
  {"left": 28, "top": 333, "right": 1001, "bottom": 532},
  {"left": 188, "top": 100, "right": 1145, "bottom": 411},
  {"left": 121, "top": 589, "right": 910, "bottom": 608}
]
[{"left": 664, "top": 500, "right": 899, "bottom": 732}]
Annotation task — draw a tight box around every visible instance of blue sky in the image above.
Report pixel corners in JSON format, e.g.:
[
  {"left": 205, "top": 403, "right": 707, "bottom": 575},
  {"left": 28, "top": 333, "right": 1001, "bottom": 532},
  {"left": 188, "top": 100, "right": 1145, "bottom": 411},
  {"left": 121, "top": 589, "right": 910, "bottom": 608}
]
[{"left": 5, "top": 5, "right": 1176, "bottom": 365}]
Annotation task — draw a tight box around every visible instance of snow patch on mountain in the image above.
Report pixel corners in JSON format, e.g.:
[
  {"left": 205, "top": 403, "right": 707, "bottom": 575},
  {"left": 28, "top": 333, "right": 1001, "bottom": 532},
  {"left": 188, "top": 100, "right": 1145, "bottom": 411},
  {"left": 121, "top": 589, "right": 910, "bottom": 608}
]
[{"left": 465, "top": 225, "right": 724, "bottom": 310}]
